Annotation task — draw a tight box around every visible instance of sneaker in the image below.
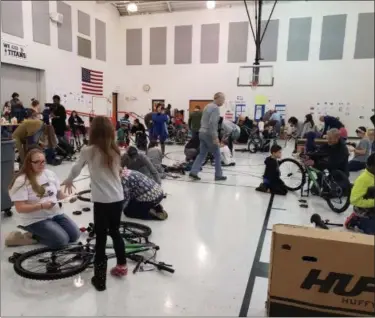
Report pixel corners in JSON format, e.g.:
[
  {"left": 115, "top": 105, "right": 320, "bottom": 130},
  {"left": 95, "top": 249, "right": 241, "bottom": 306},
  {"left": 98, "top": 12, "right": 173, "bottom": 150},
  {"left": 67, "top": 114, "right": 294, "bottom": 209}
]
[
  {"left": 256, "top": 183, "right": 270, "bottom": 193},
  {"left": 215, "top": 176, "right": 227, "bottom": 181},
  {"left": 5, "top": 231, "right": 38, "bottom": 247},
  {"left": 189, "top": 173, "right": 201, "bottom": 181},
  {"left": 344, "top": 212, "right": 359, "bottom": 230},
  {"left": 110, "top": 265, "right": 128, "bottom": 277}
]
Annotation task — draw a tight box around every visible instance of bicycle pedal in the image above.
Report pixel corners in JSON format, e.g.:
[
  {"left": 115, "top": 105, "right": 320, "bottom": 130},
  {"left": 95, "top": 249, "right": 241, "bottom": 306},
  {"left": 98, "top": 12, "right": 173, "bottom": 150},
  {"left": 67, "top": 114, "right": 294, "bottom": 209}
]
[
  {"left": 298, "top": 199, "right": 307, "bottom": 203},
  {"left": 300, "top": 204, "right": 308, "bottom": 208}
]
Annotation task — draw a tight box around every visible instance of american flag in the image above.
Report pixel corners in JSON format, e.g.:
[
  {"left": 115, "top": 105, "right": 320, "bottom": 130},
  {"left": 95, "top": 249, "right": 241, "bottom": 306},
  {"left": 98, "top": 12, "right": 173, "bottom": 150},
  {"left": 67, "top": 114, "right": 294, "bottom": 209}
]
[{"left": 81, "top": 67, "right": 103, "bottom": 96}]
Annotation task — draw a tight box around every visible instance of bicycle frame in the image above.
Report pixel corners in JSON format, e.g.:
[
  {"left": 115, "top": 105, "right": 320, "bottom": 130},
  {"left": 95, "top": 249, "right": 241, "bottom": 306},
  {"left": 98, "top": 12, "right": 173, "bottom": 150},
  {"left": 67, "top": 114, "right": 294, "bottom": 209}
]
[{"left": 301, "top": 166, "right": 330, "bottom": 197}]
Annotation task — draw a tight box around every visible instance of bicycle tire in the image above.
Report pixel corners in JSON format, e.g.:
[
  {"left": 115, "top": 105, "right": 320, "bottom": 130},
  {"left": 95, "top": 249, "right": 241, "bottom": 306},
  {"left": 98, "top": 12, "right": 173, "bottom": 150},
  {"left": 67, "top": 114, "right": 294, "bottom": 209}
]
[
  {"left": 248, "top": 139, "right": 260, "bottom": 153},
  {"left": 14, "top": 246, "right": 91, "bottom": 281},
  {"left": 279, "top": 158, "right": 306, "bottom": 191},
  {"left": 77, "top": 189, "right": 91, "bottom": 202},
  {"left": 325, "top": 170, "right": 351, "bottom": 214},
  {"left": 120, "top": 221, "right": 152, "bottom": 239}
]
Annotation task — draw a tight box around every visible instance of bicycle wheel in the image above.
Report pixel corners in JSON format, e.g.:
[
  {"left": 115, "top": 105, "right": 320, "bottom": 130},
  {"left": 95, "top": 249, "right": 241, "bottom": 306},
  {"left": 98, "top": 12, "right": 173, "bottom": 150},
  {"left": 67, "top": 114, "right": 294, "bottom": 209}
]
[
  {"left": 279, "top": 158, "right": 306, "bottom": 191},
  {"left": 324, "top": 170, "right": 351, "bottom": 213},
  {"left": 14, "top": 246, "right": 92, "bottom": 281},
  {"left": 120, "top": 221, "right": 152, "bottom": 239},
  {"left": 77, "top": 189, "right": 91, "bottom": 202},
  {"left": 248, "top": 138, "right": 261, "bottom": 153}
]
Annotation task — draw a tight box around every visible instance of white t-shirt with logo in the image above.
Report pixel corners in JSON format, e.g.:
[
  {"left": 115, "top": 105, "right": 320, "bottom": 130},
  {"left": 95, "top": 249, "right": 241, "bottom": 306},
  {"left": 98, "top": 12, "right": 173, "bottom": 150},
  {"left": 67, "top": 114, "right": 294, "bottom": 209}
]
[{"left": 9, "top": 170, "right": 63, "bottom": 226}]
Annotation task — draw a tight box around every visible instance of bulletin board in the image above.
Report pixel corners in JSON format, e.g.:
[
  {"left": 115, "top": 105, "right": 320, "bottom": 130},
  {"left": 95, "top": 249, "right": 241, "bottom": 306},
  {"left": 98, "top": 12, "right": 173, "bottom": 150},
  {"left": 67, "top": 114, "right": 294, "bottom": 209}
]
[{"left": 311, "top": 102, "right": 370, "bottom": 134}]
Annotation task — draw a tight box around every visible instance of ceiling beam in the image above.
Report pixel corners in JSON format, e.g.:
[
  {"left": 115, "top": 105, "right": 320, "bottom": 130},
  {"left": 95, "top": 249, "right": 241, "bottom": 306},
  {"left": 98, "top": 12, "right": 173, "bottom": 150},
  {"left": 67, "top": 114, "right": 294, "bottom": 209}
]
[{"left": 166, "top": 1, "right": 172, "bottom": 12}]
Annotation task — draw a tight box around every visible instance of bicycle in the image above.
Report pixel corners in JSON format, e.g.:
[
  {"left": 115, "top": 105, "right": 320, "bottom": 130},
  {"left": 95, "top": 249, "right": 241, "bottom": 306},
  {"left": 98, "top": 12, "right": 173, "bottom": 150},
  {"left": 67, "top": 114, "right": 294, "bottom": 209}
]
[
  {"left": 248, "top": 133, "right": 278, "bottom": 153},
  {"left": 9, "top": 232, "right": 174, "bottom": 281},
  {"left": 278, "top": 156, "right": 351, "bottom": 213}
]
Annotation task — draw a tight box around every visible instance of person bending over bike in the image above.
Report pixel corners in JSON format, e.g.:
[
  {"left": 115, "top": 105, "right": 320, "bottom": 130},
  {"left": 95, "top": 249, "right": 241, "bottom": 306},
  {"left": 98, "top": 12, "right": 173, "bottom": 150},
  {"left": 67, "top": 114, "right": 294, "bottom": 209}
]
[
  {"left": 345, "top": 153, "right": 375, "bottom": 235},
  {"left": 8, "top": 148, "right": 80, "bottom": 248},
  {"left": 121, "top": 168, "right": 167, "bottom": 221},
  {"left": 305, "top": 128, "right": 349, "bottom": 195},
  {"left": 307, "top": 128, "right": 349, "bottom": 176},
  {"left": 121, "top": 146, "right": 161, "bottom": 184}
]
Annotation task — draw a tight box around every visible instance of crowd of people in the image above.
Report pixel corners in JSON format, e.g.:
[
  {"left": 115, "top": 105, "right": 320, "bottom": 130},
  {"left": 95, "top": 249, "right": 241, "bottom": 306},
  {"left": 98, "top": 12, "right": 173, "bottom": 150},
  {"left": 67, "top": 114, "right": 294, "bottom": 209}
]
[{"left": 2, "top": 91, "right": 374, "bottom": 293}]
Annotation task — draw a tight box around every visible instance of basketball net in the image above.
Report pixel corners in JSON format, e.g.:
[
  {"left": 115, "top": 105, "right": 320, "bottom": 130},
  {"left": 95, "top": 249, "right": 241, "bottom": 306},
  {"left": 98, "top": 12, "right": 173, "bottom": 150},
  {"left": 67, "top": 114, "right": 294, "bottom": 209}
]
[{"left": 251, "top": 80, "right": 258, "bottom": 90}]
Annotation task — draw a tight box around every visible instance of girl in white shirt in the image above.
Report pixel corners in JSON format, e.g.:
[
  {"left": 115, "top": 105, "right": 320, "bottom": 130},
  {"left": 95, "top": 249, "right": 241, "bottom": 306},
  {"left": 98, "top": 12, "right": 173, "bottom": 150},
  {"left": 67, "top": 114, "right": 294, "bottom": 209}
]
[
  {"left": 8, "top": 148, "right": 80, "bottom": 248},
  {"left": 63, "top": 116, "right": 126, "bottom": 292}
]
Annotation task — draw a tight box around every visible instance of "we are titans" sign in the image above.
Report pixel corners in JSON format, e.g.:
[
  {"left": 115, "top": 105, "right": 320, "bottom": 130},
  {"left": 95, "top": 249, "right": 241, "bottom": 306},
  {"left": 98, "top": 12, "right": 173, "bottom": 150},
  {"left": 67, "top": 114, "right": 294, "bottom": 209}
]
[{"left": 2, "top": 41, "right": 27, "bottom": 60}]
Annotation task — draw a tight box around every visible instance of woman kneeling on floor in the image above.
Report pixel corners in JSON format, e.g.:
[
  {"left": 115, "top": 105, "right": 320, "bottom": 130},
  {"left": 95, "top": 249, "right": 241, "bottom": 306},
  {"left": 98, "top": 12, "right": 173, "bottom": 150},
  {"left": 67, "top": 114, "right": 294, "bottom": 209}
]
[
  {"left": 7, "top": 148, "right": 80, "bottom": 248},
  {"left": 122, "top": 168, "right": 167, "bottom": 221}
]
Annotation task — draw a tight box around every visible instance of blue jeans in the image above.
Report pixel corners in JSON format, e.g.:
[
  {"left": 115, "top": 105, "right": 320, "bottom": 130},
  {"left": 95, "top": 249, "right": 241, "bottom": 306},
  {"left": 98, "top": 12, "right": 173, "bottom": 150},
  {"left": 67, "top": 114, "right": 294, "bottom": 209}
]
[
  {"left": 348, "top": 160, "right": 366, "bottom": 172},
  {"left": 25, "top": 214, "right": 80, "bottom": 249},
  {"left": 190, "top": 132, "right": 223, "bottom": 177}
]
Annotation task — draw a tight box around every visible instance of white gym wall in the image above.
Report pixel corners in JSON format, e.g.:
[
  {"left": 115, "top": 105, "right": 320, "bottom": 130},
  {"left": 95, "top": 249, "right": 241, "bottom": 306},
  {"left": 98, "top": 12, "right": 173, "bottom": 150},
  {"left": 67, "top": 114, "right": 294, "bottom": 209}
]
[
  {"left": 1, "top": 1, "right": 122, "bottom": 112},
  {"left": 119, "top": 1, "right": 374, "bottom": 133}
]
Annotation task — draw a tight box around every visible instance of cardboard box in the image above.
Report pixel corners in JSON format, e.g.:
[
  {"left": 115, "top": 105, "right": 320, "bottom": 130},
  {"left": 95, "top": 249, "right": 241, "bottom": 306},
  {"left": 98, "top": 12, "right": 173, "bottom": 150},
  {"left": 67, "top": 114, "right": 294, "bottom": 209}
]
[{"left": 267, "top": 224, "right": 375, "bottom": 317}]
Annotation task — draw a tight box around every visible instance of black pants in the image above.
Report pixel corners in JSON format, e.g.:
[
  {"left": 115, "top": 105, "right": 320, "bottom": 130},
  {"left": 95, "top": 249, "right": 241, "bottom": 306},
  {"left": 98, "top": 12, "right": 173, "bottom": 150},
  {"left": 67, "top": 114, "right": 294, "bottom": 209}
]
[
  {"left": 123, "top": 198, "right": 163, "bottom": 220},
  {"left": 72, "top": 124, "right": 86, "bottom": 137},
  {"left": 93, "top": 201, "right": 126, "bottom": 265},
  {"left": 225, "top": 134, "right": 234, "bottom": 155},
  {"left": 269, "top": 179, "right": 288, "bottom": 195}
]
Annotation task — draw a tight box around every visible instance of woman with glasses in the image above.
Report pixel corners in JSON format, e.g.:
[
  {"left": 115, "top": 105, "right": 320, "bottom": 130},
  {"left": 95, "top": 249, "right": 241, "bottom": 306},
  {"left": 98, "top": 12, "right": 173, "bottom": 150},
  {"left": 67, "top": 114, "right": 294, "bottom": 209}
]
[{"left": 8, "top": 148, "right": 80, "bottom": 248}]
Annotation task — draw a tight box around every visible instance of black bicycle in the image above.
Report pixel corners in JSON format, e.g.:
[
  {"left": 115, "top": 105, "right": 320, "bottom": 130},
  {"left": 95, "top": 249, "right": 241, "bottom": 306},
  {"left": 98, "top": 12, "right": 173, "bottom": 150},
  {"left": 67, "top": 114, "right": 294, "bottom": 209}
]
[
  {"left": 278, "top": 156, "right": 351, "bottom": 213},
  {"left": 10, "top": 228, "right": 174, "bottom": 281}
]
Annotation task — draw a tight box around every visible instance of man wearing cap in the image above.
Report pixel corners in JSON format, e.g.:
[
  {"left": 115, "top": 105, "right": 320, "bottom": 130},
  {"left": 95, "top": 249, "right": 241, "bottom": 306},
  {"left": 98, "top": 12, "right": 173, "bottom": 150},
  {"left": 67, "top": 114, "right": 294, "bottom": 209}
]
[{"left": 348, "top": 126, "right": 372, "bottom": 172}]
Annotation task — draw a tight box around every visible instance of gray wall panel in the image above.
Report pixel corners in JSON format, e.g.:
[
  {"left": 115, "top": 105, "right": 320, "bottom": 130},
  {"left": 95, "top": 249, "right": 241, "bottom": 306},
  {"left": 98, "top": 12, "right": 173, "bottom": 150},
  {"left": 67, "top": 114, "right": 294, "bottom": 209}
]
[
  {"left": 260, "top": 20, "right": 279, "bottom": 62},
  {"left": 200, "top": 23, "right": 220, "bottom": 63},
  {"left": 287, "top": 17, "right": 312, "bottom": 61},
  {"left": 78, "top": 10, "right": 90, "bottom": 36},
  {"left": 174, "top": 25, "right": 193, "bottom": 64},
  {"left": 32, "top": 1, "right": 51, "bottom": 45},
  {"left": 1, "top": 1, "right": 24, "bottom": 38},
  {"left": 77, "top": 36, "right": 91, "bottom": 59},
  {"left": 57, "top": 1, "right": 73, "bottom": 52},
  {"left": 354, "top": 12, "right": 374, "bottom": 59},
  {"left": 319, "top": 14, "right": 347, "bottom": 60},
  {"left": 227, "top": 22, "right": 248, "bottom": 63},
  {"left": 95, "top": 19, "right": 106, "bottom": 61},
  {"left": 150, "top": 27, "right": 167, "bottom": 65},
  {"left": 126, "top": 29, "right": 142, "bottom": 65}
]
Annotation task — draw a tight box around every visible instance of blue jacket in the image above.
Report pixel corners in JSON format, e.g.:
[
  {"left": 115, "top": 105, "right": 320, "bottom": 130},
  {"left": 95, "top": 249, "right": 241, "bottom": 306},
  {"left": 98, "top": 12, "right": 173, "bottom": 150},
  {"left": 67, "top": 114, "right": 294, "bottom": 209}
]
[
  {"left": 323, "top": 116, "right": 343, "bottom": 135},
  {"left": 151, "top": 113, "right": 168, "bottom": 139}
]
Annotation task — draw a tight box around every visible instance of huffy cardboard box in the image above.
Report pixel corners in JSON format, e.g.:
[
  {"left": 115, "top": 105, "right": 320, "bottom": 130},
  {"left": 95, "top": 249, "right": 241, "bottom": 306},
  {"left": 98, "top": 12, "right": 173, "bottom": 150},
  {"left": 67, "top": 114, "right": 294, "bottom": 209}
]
[{"left": 267, "top": 224, "right": 375, "bottom": 317}]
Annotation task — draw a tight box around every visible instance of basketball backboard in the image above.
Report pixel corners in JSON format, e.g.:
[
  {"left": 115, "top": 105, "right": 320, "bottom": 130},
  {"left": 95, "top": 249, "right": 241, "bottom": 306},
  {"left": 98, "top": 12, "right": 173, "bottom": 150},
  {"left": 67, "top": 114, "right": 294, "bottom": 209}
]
[{"left": 237, "top": 65, "right": 274, "bottom": 87}]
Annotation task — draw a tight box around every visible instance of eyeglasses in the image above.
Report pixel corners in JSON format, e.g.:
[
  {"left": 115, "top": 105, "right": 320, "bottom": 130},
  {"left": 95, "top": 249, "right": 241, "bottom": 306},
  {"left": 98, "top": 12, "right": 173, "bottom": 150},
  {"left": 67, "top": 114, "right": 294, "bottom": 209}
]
[{"left": 31, "top": 160, "right": 45, "bottom": 165}]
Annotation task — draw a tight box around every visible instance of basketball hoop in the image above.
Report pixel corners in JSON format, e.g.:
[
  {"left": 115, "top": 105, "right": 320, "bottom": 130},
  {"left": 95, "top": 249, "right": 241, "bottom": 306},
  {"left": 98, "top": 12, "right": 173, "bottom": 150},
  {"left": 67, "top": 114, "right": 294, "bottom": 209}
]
[{"left": 250, "top": 80, "right": 258, "bottom": 90}]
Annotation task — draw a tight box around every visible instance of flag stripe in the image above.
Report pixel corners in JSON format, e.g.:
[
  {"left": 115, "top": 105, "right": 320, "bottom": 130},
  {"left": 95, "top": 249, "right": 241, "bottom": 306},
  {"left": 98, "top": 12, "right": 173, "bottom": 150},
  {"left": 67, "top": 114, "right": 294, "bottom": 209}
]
[{"left": 81, "top": 67, "right": 103, "bottom": 96}]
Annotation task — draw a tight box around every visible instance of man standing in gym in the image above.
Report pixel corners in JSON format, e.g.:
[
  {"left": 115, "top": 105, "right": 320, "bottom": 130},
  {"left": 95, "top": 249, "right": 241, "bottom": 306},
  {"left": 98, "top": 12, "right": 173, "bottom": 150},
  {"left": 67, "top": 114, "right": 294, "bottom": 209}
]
[{"left": 189, "top": 92, "right": 227, "bottom": 181}]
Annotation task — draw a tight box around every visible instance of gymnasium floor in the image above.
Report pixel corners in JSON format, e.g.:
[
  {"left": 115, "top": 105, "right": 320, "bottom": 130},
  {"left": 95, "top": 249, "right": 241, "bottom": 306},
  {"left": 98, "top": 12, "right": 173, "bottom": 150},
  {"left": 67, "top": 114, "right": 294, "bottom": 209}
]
[{"left": 0, "top": 141, "right": 357, "bottom": 317}]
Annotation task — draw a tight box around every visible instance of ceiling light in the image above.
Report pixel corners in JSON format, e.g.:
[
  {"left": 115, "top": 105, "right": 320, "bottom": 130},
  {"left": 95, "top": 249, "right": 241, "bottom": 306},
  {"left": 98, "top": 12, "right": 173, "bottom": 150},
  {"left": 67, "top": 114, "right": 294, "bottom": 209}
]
[
  {"left": 127, "top": 2, "right": 138, "bottom": 13},
  {"left": 206, "top": 1, "right": 216, "bottom": 9}
]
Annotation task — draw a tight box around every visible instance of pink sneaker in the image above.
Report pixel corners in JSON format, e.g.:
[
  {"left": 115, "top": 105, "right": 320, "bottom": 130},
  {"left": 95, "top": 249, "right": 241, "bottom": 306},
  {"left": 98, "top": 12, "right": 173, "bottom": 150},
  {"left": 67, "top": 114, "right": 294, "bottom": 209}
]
[{"left": 110, "top": 265, "right": 128, "bottom": 277}]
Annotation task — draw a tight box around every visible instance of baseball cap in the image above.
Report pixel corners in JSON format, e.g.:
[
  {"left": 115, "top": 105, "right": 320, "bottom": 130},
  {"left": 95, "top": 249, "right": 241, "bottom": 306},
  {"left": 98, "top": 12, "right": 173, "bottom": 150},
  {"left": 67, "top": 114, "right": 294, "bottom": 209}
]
[{"left": 356, "top": 126, "right": 367, "bottom": 134}]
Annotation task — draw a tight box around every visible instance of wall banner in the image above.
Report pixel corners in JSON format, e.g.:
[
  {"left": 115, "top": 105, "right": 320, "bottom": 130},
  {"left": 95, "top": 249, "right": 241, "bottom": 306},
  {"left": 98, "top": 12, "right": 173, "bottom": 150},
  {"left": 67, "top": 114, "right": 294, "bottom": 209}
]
[{"left": 2, "top": 40, "right": 27, "bottom": 60}]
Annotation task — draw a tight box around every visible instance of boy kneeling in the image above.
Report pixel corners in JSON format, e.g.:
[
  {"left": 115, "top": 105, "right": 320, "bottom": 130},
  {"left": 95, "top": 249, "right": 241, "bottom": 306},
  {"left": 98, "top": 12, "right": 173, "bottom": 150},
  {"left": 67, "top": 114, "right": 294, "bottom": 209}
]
[
  {"left": 345, "top": 153, "right": 375, "bottom": 235},
  {"left": 256, "top": 145, "right": 288, "bottom": 195}
]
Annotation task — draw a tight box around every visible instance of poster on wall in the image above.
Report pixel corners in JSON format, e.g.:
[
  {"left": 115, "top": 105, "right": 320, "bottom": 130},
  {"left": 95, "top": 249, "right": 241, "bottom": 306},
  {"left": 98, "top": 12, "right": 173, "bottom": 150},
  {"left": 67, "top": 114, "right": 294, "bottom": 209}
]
[
  {"left": 2, "top": 40, "right": 27, "bottom": 60},
  {"left": 235, "top": 102, "right": 247, "bottom": 122},
  {"left": 275, "top": 104, "right": 286, "bottom": 120}
]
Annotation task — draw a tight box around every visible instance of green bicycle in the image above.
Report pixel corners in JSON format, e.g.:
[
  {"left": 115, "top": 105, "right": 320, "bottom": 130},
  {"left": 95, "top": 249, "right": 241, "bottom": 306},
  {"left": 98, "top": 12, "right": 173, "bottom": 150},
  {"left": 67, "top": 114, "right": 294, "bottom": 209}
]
[
  {"left": 10, "top": 223, "right": 174, "bottom": 281},
  {"left": 278, "top": 156, "right": 351, "bottom": 213}
]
